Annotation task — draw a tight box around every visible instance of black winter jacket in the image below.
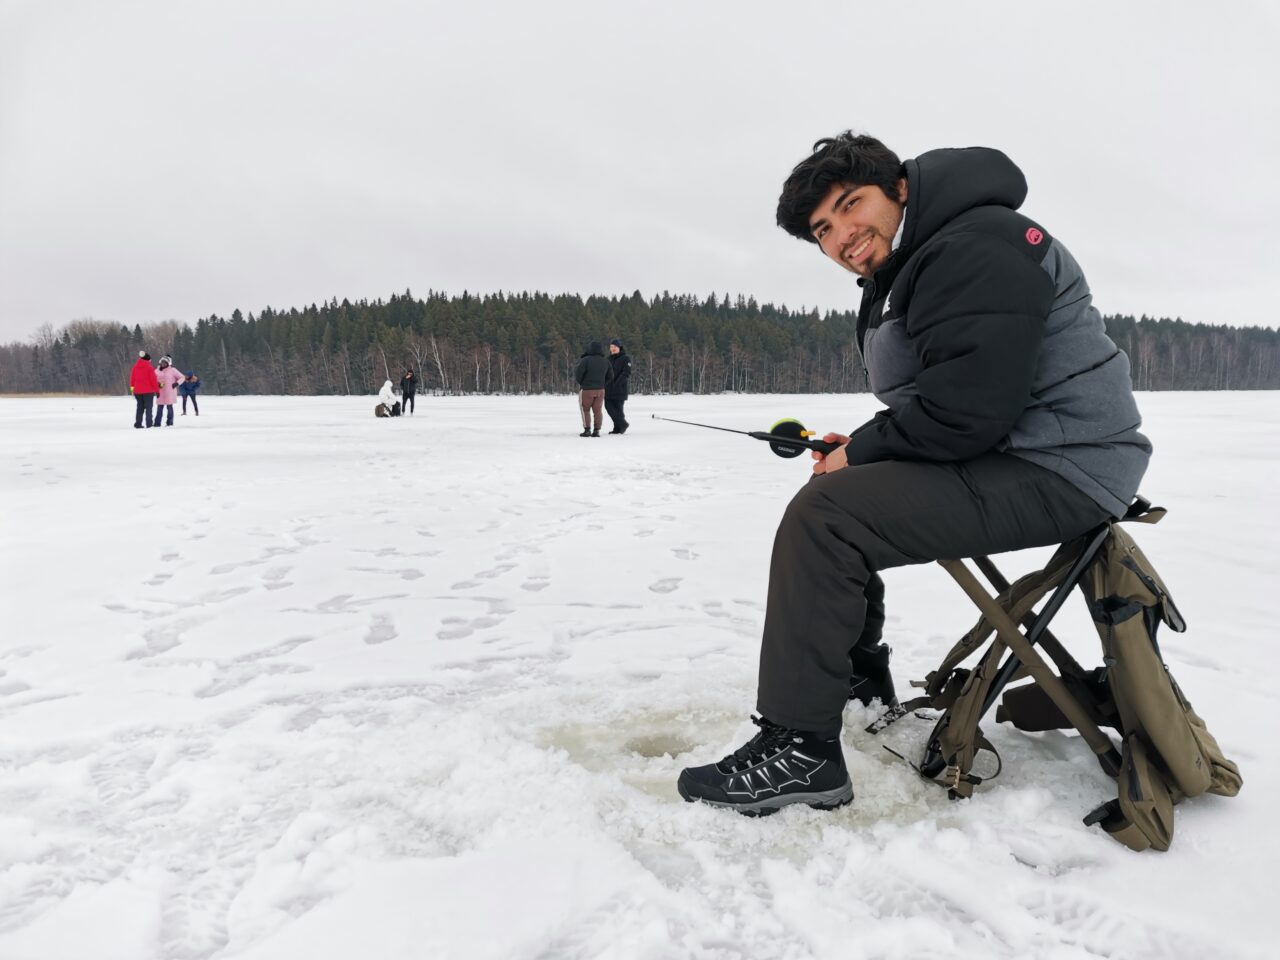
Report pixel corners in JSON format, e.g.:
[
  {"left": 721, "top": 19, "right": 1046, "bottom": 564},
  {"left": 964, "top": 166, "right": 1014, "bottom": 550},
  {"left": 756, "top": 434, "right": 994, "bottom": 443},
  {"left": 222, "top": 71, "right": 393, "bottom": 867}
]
[
  {"left": 845, "top": 147, "right": 1150, "bottom": 517},
  {"left": 574, "top": 341, "right": 613, "bottom": 390},
  {"left": 605, "top": 351, "right": 631, "bottom": 399},
  {"left": 399, "top": 373, "right": 417, "bottom": 397}
]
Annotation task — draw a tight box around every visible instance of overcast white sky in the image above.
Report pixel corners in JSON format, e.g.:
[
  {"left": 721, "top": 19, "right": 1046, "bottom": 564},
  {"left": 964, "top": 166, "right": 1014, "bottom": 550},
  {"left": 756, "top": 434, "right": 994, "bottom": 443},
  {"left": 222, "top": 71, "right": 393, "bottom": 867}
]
[{"left": 1, "top": 0, "right": 1277, "bottom": 343}]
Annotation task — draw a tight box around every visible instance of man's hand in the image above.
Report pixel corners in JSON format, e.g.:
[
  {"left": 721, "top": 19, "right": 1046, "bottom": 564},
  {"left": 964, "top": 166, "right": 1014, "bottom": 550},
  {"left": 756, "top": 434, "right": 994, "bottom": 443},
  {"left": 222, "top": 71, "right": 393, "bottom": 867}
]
[{"left": 812, "top": 433, "right": 851, "bottom": 475}]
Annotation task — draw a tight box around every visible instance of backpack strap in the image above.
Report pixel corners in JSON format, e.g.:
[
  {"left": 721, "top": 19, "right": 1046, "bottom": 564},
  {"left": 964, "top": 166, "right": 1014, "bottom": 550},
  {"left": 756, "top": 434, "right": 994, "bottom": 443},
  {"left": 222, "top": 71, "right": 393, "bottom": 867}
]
[{"left": 1119, "top": 496, "right": 1167, "bottom": 525}]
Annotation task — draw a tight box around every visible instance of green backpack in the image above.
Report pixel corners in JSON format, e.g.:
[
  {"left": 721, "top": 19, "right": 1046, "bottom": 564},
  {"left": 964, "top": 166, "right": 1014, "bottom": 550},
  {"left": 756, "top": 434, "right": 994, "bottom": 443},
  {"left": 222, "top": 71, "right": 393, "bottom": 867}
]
[{"left": 877, "top": 506, "right": 1243, "bottom": 851}]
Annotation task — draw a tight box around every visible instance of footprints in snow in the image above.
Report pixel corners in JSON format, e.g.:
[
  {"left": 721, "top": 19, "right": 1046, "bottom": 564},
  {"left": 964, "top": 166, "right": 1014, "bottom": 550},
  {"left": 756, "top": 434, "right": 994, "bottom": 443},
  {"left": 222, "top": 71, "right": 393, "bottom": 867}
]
[
  {"left": 291, "top": 593, "right": 409, "bottom": 615},
  {"left": 263, "top": 565, "right": 293, "bottom": 590},
  {"left": 364, "top": 615, "right": 398, "bottom": 645},
  {"left": 452, "top": 562, "right": 516, "bottom": 590},
  {"left": 437, "top": 598, "right": 513, "bottom": 640}
]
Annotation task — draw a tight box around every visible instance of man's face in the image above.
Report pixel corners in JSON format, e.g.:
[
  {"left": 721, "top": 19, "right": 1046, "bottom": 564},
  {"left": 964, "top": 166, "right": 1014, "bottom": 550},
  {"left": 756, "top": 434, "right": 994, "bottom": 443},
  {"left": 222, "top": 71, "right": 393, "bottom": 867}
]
[
  {"left": 807, "top": 178, "right": 907, "bottom": 278},
  {"left": 609, "top": 344, "right": 620, "bottom": 355}
]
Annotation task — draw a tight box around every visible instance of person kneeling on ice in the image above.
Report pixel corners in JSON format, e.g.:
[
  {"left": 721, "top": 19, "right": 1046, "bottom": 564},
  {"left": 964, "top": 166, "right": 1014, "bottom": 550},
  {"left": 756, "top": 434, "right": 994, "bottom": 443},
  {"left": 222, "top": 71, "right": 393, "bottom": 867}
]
[
  {"left": 677, "top": 132, "right": 1151, "bottom": 815},
  {"left": 375, "top": 379, "right": 401, "bottom": 417}
]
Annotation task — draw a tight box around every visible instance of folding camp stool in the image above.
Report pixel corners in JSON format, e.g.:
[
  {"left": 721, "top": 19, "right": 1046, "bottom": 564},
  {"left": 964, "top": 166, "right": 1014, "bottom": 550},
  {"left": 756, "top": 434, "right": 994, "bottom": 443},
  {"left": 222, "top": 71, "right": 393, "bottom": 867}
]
[{"left": 880, "top": 498, "right": 1161, "bottom": 795}]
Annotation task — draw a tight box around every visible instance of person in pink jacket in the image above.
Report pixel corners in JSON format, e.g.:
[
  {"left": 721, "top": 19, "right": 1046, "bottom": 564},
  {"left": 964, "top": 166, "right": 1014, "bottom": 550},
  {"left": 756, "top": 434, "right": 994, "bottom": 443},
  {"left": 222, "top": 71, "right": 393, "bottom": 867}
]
[{"left": 154, "top": 356, "right": 186, "bottom": 427}]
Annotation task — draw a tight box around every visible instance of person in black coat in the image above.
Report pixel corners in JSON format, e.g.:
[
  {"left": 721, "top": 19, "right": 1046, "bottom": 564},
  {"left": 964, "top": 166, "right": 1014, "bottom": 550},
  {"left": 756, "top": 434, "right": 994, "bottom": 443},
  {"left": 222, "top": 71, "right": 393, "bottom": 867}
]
[
  {"left": 399, "top": 369, "right": 417, "bottom": 414},
  {"left": 678, "top": 131, "right": 1141, "bottom": 816},
  {"left": 604, "top": 338, "right": 632, "bottom": 434},
  {"left": 572, "top": 340, "right": 613, "bottom": 437}
]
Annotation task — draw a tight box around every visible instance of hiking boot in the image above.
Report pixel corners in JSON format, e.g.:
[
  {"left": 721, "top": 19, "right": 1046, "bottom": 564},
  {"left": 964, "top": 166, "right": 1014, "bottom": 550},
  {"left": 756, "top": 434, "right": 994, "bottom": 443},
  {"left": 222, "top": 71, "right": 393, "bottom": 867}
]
[
  {"left": 617, "top": 422, "right": 628, "bottom": 434},
  {"left": 591, "top": 428, "right": 600, "bottom": 437},
  {"left": 580, "top": 429, "right": 591, "bottom": 437},
  {"left": 677, "top": 716, "right": 853, "bottom": 816},
  {"left": 848, "top": 643, "right": 896, "bottom": 707}
]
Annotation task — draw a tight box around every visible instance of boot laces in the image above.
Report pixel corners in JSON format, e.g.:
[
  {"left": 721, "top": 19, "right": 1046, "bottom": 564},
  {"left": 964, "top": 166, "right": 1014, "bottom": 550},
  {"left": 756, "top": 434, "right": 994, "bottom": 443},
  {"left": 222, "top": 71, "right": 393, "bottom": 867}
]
[{"left": 723, "top": 715, "right": 803, "bottom": 773}]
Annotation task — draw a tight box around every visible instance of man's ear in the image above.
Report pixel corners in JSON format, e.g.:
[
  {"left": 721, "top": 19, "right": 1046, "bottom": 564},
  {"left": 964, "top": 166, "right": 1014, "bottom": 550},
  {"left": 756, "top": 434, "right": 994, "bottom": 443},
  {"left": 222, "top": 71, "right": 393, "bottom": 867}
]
[{"left": 897, "top": 177, "right": 908, "bottom": 204}]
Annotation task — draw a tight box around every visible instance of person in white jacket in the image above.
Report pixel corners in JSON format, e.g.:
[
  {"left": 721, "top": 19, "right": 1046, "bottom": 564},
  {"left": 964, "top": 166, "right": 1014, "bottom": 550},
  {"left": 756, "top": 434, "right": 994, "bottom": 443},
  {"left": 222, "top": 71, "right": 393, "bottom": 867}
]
[{"left": 375, "top": 380, "right": 401, "bottom": 417}]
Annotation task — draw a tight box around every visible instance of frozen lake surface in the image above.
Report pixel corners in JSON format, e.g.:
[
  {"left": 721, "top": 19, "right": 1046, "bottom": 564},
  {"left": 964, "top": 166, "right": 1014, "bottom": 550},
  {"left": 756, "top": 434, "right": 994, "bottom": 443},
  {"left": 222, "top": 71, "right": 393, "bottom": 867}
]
[{"left": 1, "top": 392, "right": 1275, "bottom": 959}]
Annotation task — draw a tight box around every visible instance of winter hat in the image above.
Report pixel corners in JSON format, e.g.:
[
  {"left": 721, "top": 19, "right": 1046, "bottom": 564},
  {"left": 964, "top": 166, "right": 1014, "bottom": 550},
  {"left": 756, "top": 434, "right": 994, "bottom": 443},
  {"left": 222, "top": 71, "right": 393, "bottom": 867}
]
[
  {"left": 138, "top": 350, "right": 149, "bottom": 359},
  {"left": 159, "top": 356, "right": 171, "bottom": 367},
  {"left": 609, "top": 338, "right": 623, "bottom": 348}
]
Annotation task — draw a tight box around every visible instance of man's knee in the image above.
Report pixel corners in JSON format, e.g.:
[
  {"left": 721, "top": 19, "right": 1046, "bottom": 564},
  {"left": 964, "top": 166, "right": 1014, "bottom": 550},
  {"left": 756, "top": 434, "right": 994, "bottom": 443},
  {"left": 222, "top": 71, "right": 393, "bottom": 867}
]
[
  {"left": 780, "top": 479, "right": 827, "bottom": 529},
  {"left": 778, "top": 478, "right": 868, "bottom": 551}
]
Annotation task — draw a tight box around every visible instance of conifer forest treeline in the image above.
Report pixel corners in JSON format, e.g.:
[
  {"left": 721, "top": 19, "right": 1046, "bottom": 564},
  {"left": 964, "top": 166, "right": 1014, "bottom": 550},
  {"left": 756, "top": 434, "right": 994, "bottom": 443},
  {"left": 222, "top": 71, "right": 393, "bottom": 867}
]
[{"left": 2, "top": 289, "right": 1277, "bottom": 395}]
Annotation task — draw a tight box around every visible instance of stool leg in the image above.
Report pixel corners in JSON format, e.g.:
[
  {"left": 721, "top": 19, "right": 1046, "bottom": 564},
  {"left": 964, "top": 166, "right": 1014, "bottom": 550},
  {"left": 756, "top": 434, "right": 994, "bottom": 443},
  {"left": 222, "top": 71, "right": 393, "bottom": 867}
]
[
  {"left": 940, "top": 558, "right": 1121, "bottom": 773},
  {"left": 975, "top": 524, "right": 1110, "bottom": 717},
  {"left": 972, "top": 555, "right": 1086, "bottom": 679}
]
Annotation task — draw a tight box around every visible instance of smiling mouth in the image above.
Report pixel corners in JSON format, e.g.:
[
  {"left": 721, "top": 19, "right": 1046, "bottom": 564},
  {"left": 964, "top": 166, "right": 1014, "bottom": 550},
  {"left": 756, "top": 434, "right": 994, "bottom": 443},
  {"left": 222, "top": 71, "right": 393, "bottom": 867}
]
[{"left": 844, "top": 236, "right": 874, "bottom": 265}]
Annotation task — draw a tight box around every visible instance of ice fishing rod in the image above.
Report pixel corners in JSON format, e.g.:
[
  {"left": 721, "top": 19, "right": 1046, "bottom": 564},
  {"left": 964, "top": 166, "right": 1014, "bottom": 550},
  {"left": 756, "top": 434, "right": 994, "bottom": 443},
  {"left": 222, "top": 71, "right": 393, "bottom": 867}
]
[{"left": 650, "top": 415, "right": 841, "bottom": 459}]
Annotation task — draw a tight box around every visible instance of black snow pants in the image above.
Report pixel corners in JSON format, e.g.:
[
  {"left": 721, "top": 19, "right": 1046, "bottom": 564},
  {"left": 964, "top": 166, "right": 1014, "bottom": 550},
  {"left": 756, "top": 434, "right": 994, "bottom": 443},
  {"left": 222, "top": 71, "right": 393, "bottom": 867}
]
[
  {"left": 134, "top": 393, "right": 155, "bottom": 428},
  {"left": 757, "top": 453, "right": 1112, "bottom": 736},
  {"left": 605, "top": 397, "right": 627, "bottom": 433}
]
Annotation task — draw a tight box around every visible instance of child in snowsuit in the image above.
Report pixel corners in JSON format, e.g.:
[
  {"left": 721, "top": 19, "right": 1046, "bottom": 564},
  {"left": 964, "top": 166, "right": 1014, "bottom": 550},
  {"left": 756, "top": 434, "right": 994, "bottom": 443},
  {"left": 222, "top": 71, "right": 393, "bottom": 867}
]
[
  {"left": 180, "top": 372, "right": 201, "bottom": 415},
  {"left": 154, "top": 357, "right": 186, "bottom": 427}
]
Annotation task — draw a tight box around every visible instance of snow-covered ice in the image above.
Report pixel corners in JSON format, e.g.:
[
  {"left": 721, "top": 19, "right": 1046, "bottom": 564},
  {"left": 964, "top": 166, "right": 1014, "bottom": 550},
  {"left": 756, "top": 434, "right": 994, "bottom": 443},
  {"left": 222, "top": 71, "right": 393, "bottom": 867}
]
[{"left": 1, "top": 392, "right": 1274, "bottom": 960}]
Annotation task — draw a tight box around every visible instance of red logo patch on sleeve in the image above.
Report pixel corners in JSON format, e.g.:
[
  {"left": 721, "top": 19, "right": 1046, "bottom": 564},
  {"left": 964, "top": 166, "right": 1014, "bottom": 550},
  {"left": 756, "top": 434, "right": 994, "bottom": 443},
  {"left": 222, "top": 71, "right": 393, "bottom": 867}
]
[{"left": 1025, "top": 227, "right": 1044, "bottom": 245}]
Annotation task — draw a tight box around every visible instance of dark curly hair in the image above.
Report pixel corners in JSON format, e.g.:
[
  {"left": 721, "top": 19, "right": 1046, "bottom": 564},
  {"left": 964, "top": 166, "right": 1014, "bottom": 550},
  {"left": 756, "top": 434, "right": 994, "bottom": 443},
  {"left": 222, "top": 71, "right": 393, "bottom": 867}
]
[{"left": 776, "top": 132, "right": 904, "bottom": 242}]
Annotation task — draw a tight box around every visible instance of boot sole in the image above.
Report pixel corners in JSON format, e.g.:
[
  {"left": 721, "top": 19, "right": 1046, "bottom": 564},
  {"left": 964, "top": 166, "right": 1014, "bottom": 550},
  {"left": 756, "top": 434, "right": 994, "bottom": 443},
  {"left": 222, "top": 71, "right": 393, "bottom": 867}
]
[{"left": 677, "top": 775, "right": 853, "bottom": 817}]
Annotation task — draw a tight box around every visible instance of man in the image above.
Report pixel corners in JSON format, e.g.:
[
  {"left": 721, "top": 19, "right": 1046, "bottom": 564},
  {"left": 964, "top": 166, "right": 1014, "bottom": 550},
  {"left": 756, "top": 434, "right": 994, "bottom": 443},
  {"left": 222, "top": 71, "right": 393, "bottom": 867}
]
[
  {"left": 605, "top": 338, "right": 632, "bottom": 434},
  {"left": 400, "top": 368, "right": 417, "bottom": 414},
  {"left": 129, "top": 350, "right": 159, "bottom": 429},
  {"left": 677, "top": 132, "right": 1151, "bottom": 815},
  {"left": 573, "top": 340, "right": 612, "bottom": 437}
]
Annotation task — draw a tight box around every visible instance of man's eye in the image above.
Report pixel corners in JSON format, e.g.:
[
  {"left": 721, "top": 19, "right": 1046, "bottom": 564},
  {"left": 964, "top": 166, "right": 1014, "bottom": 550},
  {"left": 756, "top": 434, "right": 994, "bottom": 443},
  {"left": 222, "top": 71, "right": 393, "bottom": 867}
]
[{"left": 844, "top": 197, "right": 858, "bottom": 211}]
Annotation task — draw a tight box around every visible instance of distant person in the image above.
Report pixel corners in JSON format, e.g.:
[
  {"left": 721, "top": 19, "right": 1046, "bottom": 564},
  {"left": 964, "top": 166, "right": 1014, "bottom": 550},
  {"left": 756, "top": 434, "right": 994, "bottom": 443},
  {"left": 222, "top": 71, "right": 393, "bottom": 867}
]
[
  {"left": 573, "top": 340, "right": 612, "bottom": 437},
  {"left": 399, "top": 369, "right": 417, "bottom": 414},
  {"left": 179, "top": 372, "right": 201, "bottom": 415},
  {"left": 154, "top": 356, "right": 186, "bottom": 427},
  {"left": 129, "top": 350, "right": 159, "bottom": 429},
  {"left": 605, "top": 338, "right": 632, "bottom": 434},
  {"left": 376, "top": 379, "right": 401, "bottom": 417}
]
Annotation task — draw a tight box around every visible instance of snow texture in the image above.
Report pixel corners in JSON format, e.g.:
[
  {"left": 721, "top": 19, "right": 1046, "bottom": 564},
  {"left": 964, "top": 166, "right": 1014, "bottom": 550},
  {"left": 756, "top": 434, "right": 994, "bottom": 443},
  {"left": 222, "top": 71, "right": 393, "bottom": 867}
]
[{"left": 1, "top": 393, "right": 1274, "bottom": 960}]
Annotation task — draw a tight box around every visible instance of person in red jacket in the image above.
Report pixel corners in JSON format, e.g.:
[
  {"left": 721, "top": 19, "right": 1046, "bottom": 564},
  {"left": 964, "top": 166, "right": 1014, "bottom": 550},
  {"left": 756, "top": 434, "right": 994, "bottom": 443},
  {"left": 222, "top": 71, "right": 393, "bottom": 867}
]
[{"left": 130, "top": 350, "right": 160, "bottom": 428}]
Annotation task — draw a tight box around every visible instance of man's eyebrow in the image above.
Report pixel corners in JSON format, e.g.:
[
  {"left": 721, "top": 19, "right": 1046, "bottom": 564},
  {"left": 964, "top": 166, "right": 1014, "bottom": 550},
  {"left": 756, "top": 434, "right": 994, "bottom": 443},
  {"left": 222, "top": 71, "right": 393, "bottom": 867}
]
[
  {"left": 828, "top": 187, "right": 855, "bottom": 212},
  {"left": 809, "top": 188, "right": 856, "bottom": 235}
]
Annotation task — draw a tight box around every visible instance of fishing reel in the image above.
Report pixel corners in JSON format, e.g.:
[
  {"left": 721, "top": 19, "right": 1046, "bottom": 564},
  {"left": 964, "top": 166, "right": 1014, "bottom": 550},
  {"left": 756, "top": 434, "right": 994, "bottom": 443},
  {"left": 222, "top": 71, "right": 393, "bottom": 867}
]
[{"left": 754, "top": 418, "right": 835, "bottom": 458}]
